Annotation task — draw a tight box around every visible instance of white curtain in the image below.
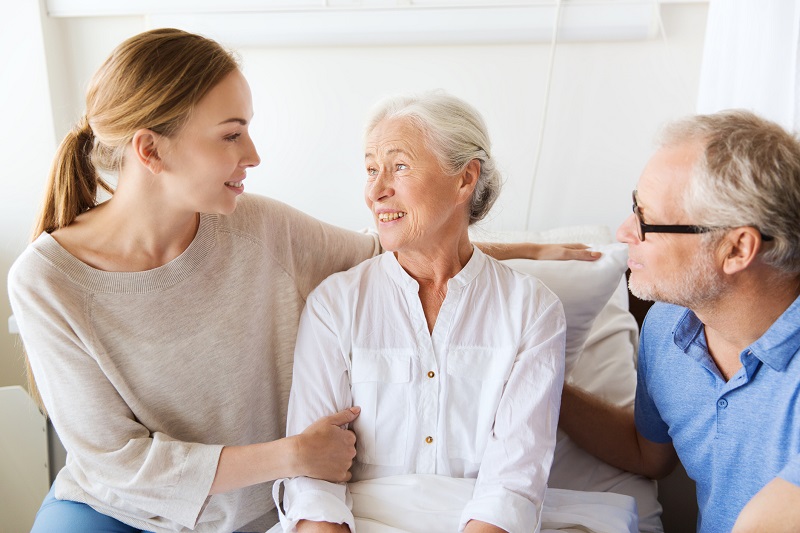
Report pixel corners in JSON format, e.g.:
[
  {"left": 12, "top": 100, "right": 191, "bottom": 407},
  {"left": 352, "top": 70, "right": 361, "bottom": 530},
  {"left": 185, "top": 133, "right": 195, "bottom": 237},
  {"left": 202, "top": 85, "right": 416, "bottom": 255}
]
[{"left": 696, "top": 0, "right": 800, "bottom": 132}]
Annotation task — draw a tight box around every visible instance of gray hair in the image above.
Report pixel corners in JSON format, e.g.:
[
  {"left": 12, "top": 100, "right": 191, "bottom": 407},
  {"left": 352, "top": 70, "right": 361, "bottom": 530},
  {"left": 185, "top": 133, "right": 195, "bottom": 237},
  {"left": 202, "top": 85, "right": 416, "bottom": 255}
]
[
  {"left": 659, "top": 110, "right": 800, "bottom": 274},
  {"left": 364, "top": 91, "right": 501, "bottom": 225}
]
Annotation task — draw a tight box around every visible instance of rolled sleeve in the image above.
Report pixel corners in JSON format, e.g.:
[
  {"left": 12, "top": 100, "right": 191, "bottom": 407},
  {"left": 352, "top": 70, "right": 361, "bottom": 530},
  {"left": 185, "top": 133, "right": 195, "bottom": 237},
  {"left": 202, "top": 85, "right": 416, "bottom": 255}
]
[
  {"left": 459, "top": 487, "right": 540, "bottom": 532},
  {"left": 281, "top": 291, "right": 354, "bottom": 529},
  {"left": 281, "top": 477, "right": 354, "bottom": 533},
  {"left": 168, "top": 441, "right": 225, "bottom": 528},
  {"left": 58, "top": 437, "right": 225, "bottom": 529},
  {"left": 461, "top": 290, "right": 565, "bottom": 532}
]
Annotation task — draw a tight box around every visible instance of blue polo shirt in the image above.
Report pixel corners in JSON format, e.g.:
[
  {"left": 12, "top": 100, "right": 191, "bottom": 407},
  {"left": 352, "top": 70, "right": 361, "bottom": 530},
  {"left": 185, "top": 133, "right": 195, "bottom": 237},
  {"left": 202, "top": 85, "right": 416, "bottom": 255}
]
[{"left": 634, "top": 296, "right": 800, "bottom": 533}]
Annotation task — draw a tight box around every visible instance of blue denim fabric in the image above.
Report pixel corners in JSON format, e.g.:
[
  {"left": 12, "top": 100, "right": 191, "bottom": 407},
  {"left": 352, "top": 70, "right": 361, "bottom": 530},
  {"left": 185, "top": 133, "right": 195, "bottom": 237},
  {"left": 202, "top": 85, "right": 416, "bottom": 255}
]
[{"left": 31, "top": 485, "right": 153, "bottom": 533}]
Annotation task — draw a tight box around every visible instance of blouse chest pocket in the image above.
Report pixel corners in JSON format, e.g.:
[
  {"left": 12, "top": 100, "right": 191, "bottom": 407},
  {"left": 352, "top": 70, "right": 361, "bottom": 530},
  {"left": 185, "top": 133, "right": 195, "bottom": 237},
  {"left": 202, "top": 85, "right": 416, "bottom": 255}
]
[
  {"left": 350, "top": 349, "right": 412, "bottom": 467},
  {"left": 445, "top": 347, "right": 514, "bottom": 464}
]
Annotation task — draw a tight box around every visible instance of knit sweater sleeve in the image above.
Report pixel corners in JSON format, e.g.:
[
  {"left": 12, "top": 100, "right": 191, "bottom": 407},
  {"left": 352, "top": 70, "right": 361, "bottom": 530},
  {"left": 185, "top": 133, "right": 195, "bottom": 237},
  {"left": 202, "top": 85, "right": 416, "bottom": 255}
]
[
  {"left": 245, "top": 196, "right": 381, "bottom": 299},
  {"left": 8, "top": 247, "right": 222, "bottom": 530}
]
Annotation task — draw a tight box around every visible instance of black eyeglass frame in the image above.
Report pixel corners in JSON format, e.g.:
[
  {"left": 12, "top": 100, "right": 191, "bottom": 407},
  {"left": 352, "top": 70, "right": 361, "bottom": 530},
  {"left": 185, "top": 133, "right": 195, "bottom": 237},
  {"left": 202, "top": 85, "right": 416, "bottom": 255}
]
[{"left": 631, "top": 190, "right": 773, "bottom": 242}]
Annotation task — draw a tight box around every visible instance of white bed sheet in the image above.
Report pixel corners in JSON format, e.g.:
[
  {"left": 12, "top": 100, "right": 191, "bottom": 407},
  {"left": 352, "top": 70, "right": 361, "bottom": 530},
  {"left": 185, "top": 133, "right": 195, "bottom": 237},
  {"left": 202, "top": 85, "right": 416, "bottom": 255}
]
[{"left": 269, "top": 474, "right": 638, "bottom": 533}]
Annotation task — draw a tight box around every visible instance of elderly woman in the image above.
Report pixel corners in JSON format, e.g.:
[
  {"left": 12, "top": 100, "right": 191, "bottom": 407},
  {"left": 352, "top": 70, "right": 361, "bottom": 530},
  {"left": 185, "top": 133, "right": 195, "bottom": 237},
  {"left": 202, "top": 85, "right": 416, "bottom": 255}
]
[{"left": 278, "top": 93, "right": 566, "bottom": 533}]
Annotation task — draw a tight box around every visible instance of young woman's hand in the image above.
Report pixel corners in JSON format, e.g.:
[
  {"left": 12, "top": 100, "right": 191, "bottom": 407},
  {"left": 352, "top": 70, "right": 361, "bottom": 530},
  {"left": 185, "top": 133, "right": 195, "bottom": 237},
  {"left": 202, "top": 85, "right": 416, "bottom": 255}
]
[
  {"left": 474, "top": 242, "right": 601, "bottom": 261},
  {"left": 209, "top": 407, "right": 360, "bottom": 494},
  {"left": 293, "top": 407, "right": 360, "bottom": 482},
  {"left": 526, "top": 243, "right": 601, "bottom": 261}
]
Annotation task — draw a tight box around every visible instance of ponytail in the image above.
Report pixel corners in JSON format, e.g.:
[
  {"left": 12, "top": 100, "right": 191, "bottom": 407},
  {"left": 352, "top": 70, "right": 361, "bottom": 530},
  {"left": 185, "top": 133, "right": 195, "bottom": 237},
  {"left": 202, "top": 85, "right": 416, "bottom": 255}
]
[
  {"left": 32, "top": 117, "right": 113, "bottom": 239},
  {"left": 26, "top": 117, "right": 113, "bottom": 413}
]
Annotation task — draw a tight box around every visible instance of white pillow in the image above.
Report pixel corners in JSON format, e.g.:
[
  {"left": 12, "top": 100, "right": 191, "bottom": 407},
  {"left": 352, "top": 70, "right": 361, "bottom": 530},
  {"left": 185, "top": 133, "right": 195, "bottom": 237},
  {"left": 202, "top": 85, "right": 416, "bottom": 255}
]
[
  {"left": 570, "top": 276, "right": 639, "bottom": 404},
  {"left": 472, "top": 225, "right": 663, "bottom": 532},
  {"left": 500, "top": 242, "right": 628, "bottom": 377},
  {"left": 549, "top": 278, "right": 663, "bottom": 533}
]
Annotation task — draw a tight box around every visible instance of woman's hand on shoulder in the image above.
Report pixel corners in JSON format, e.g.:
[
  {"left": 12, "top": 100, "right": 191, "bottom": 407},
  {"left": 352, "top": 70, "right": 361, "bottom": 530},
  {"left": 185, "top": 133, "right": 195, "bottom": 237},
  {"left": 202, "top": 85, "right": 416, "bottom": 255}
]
[
  {"left": 526, "top": 243, "right": 601, "bottom": 261},
  {"left": 475, "top": 242, "right": 601, "bottom": 261}
]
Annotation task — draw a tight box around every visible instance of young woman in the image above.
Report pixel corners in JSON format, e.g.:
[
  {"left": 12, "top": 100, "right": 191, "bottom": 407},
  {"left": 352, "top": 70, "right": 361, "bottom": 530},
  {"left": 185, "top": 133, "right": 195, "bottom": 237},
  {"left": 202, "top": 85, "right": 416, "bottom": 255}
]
[{"left": 9, "top": 29, "right": 595, "bottom": 533}]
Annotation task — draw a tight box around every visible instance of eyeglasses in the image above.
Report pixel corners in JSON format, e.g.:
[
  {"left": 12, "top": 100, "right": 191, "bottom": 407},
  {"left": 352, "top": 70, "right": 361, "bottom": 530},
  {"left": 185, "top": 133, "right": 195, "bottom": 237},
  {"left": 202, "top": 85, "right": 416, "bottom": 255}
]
[
  {"left": 631, "top": 190, "right": 715, "bottom": 242},
  {"left": 631, "top": 190, "right": 774, "bottom": 242}
]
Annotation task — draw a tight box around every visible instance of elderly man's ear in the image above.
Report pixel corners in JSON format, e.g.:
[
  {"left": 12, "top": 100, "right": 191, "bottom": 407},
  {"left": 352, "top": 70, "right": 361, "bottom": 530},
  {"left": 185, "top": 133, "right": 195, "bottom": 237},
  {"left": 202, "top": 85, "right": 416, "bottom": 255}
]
[
  {"left": 718, "top": 227, "right": 765, "bottom": 275},
  {"left": 456, "top": 159, "right": 481, "bottom": 204}
]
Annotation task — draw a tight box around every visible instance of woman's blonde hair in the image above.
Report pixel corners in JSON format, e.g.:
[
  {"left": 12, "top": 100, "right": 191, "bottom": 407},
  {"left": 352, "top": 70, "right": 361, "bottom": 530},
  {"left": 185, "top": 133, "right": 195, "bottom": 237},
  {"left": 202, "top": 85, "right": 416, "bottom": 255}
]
[{"left": 27, "top": 28, "right": 239, "bottom": 410}]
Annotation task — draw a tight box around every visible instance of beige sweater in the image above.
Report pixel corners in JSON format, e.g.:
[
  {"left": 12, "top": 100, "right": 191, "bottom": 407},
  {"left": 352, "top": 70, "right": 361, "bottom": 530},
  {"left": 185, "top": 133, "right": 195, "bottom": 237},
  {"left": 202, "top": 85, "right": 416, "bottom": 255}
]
[{"left": 8, "top": 194, "right": 380, "bottom": 532}]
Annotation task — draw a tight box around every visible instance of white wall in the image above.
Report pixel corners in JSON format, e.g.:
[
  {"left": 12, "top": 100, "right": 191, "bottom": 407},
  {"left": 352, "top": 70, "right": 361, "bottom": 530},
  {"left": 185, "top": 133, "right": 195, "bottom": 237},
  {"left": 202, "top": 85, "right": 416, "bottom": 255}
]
[
  {"left": 0, "top": 1, "right": 58, "bottom": 390},
  {"left": 1, "top": 3, "right": 708, "bottom": 389}
]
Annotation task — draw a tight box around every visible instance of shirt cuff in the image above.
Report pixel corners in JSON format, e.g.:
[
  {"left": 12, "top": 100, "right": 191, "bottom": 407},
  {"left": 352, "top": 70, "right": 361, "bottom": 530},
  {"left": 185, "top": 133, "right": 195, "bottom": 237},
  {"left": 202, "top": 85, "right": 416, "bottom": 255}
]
[
  {"left": 281, "top": 477, "right": 354, "bottom": 532},
  {"left": 458, "top": 488, "right": 540, "bottom": 533}
]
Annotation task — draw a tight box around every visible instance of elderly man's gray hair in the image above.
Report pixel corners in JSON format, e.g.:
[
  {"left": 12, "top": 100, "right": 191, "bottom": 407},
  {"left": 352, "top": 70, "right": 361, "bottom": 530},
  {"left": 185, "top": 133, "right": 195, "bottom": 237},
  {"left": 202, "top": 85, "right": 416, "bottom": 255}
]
[
  {"left": 661, "top": 110, "right": 800, "bottom": 275},
  {"left": 365, "top": 91, "right": 502, "bottom": 225}
]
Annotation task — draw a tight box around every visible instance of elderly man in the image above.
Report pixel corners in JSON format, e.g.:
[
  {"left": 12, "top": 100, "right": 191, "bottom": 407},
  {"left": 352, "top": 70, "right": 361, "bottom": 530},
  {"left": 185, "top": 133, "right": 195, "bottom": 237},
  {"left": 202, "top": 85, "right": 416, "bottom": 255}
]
[{"left": 559, "top": 110, "right": 800, "bottom": 533}]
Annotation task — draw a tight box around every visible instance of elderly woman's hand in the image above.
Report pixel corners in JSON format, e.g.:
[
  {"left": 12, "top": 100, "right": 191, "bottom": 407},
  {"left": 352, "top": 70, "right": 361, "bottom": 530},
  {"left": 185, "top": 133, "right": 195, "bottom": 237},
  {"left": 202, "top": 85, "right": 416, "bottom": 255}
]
[
  {"left": 474, "top": 242, "right": 601, "bottom": 262},
  {"left": 296, "top": 520, "right": 351, "bottom": 533}
]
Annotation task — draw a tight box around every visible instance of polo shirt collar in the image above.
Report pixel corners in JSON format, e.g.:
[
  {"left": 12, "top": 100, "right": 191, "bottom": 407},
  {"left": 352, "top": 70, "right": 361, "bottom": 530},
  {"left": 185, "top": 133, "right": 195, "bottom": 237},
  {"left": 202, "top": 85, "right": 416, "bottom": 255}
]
[
  {"left": 672, "top": 308, "right": 704, "bottom": 353},
  {"left": 672, "top": 294, "right": 800, "bottom": 372},
  {"left": 749, "top": 293, "right": 800, "bottom": 371}
]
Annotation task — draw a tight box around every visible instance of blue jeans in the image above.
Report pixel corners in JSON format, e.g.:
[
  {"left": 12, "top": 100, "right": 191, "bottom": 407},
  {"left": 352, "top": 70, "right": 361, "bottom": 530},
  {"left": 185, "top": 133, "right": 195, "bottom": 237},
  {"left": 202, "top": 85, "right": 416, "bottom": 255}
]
[
  {"left": 31, "top": 485, "right": 257, "bottom": 532},
  {"left": 31, "top": 485, "right": 153, "bottom": 533}
]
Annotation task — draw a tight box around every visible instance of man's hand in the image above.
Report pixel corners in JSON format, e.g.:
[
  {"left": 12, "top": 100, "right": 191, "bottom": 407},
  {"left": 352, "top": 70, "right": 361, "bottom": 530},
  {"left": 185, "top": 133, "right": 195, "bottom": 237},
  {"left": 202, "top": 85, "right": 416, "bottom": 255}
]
[{"left": 733, "top": 477, "right": 800, "bottom": 532}]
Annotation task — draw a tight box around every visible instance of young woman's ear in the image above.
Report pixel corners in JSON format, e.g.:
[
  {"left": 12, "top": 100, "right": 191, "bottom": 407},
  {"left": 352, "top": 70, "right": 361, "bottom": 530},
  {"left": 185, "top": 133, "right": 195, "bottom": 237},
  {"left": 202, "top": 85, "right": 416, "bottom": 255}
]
[{"left": 131, "top": 129, "right": 164, "bottom": 173}]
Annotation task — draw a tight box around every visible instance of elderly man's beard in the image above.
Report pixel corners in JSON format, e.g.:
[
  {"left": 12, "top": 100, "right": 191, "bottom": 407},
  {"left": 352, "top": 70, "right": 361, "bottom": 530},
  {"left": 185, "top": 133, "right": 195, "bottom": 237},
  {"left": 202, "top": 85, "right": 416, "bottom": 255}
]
[{"left": 629, "top": 247, "right": 727, "bottom": 309}]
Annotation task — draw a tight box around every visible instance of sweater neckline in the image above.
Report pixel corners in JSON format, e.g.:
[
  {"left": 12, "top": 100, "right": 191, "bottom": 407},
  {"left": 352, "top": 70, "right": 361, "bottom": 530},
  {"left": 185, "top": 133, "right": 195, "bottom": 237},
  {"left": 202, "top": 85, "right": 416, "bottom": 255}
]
[{"left": 33, "top": 213, "right": 219, "bottom": 293}]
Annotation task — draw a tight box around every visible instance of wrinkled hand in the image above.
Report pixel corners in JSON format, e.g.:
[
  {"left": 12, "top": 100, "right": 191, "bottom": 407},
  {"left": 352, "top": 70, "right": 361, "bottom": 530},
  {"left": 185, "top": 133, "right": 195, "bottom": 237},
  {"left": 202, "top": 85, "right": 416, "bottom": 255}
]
[
  {"left": 294, "top": 407, "right": 360, "bottom": 482},
  {"left": 296, "top": 520, "right": 351, "bottom": 533},
  {"left": 531, "top": 243, "right": 601, "bottom": 261}
]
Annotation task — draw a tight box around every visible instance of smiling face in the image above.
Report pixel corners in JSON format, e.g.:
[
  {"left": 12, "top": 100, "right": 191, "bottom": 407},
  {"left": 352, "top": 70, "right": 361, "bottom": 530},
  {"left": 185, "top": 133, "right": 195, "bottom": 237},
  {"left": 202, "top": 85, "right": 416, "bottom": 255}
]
[
  {"left": 364, "top": 117, "right": 470, "bottom": 255},
  {"left": 617, "top": 141, "right": 726, "bottom": 307},
  {"left": 156, "top": 69, "right": 260, "bottom": 215}
]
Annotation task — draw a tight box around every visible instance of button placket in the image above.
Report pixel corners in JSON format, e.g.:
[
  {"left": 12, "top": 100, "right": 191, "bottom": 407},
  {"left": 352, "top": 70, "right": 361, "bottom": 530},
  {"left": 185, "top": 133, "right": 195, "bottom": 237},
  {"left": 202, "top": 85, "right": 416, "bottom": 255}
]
[{"left": 416, "top": 332, "right": 438, "bottom": 473}]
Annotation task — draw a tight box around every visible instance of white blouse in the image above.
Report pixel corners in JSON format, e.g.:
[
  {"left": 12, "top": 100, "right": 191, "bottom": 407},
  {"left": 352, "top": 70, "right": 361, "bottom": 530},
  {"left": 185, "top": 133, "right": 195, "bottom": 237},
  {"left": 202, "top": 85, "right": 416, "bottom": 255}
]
[{"left": 281, "top": 247, "right": 566, "bottom": 533}]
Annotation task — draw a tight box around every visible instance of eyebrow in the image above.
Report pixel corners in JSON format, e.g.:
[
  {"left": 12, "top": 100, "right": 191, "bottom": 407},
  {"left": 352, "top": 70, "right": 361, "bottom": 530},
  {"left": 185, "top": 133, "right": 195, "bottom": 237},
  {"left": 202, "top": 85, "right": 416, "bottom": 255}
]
[
  {"left": 218, "top": 118, "right": 248, "bottom": 126},
  {"left": 365, "top": 148, "right": 411, "bottom": 160}
]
